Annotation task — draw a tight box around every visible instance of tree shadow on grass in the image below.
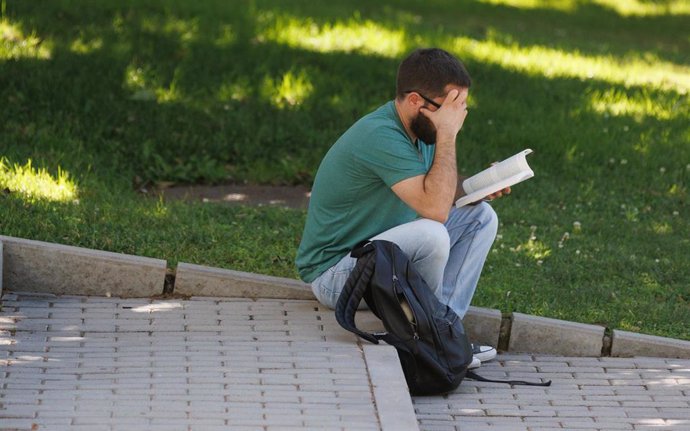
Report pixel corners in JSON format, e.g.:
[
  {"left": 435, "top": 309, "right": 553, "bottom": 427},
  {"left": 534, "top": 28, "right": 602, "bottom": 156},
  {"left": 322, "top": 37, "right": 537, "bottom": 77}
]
[{"left": 1, "top": 0, "right": 687, "bottom": 188}]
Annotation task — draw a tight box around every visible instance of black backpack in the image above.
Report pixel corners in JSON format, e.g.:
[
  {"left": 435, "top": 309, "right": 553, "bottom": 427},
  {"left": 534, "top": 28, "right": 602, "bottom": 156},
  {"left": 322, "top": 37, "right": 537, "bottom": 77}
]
[{"left": 335, "top": 240, "right": 551, "bottom": 396}]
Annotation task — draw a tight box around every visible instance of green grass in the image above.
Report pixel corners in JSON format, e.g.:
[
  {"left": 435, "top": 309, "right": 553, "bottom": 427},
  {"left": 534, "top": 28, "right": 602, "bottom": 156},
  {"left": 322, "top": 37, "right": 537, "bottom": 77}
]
[{"left": 1, "top": 0, "right": 688, "bottom": 340}]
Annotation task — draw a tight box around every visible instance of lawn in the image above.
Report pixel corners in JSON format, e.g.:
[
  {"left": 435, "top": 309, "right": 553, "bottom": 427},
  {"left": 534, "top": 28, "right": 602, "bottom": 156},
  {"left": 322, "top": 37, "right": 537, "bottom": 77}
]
[{"left": 1, "top": 0, "right": 688, "bottom": 340}]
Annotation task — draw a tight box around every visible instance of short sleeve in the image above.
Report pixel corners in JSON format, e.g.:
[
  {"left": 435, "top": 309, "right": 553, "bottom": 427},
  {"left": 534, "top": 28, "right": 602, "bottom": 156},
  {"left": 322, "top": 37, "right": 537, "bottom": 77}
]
[{"left": 353, "top": 128, "right": 428, "bottom": 187}]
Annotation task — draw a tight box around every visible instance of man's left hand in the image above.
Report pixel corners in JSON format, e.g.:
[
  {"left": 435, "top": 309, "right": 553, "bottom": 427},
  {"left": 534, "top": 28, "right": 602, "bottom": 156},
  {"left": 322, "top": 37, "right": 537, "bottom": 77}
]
[{"left": 483, "top": 186, "right": 511, "bottom": 202}]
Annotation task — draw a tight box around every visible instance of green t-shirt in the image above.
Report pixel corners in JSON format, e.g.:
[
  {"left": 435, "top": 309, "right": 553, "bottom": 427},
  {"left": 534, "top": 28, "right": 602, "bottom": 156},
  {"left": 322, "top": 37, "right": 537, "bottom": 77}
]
[{"left": 296, "top": 101, "right": 435, "bottom": 282}]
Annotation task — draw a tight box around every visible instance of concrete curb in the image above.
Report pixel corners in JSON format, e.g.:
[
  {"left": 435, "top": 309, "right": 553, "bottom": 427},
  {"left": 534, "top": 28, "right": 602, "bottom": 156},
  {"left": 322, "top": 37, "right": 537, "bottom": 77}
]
[
  {"left": 0, "top": 240, "right": 4, "bottom": 297},
  {"left": 362, "top": 344, "right": 420, "bottom": 431},
  {"left": 1, "top": 234, "right": 688, "bottom": 359},
  {"left": 463, "top": 306, "right": 502, "bottom": 348},
  {"left": 174, "top": 262, "right": 313, "bottom": 299},
  {"left": 0, "top": 235, "right": 166, "bottom": 298},
  {"left": 611, "top": 329, "right": 690, "bottom": 358},
  {"left": 508, "top": 312, "right": 605, "bottom": 356}
]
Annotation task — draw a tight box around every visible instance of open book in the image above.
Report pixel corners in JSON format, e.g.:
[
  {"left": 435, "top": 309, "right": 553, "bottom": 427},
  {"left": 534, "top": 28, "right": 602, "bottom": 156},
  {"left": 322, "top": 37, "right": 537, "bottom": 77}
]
[{"left": 455, "top": 149, "right": 534, "bottom": 207}]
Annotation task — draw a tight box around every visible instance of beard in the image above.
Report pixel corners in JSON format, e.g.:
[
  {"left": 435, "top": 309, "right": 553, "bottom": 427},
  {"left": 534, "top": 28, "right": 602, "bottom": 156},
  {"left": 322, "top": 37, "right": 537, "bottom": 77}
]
[{"left": 410, "top": 111, "right": 437, "bottom": 145}]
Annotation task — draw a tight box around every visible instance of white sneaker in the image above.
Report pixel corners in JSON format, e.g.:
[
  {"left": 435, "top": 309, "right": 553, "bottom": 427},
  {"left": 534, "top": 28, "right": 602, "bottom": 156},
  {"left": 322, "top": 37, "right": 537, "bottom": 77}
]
[
  {"left": 468, "top": 356, "right": 481, "bottom": 369},
  {"left": 471, "top": 344, "right": 497, "bottom": 363}
]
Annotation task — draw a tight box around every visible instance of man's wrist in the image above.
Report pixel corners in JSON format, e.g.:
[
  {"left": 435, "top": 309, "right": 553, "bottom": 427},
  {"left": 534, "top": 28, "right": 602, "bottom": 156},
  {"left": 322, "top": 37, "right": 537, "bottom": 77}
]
[
  {"left": 435, "top": 129, "right": 457, "bottom": 144},
  {"left": 435, "top": 135, "right": 457, "bottom": 147}
]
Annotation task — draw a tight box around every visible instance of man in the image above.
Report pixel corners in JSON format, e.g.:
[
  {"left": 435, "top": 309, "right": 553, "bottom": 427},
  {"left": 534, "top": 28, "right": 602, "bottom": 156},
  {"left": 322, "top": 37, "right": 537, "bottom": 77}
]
[{"left": 296, "top": 48, "right": 508, "bottom": 368}]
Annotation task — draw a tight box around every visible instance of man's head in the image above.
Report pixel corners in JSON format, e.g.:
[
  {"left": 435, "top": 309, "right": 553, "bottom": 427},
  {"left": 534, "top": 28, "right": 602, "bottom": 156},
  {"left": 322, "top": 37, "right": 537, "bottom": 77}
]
[
  {"left": 396, "top": 48, "right": 471, "bottom": 144},
  {"left": 396, "top": 48, "right": 471, "bottom": 99}
]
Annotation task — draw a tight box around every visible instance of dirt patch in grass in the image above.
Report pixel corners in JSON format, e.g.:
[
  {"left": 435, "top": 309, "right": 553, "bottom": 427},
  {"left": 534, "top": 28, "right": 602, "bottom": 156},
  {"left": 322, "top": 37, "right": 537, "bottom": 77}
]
[{"left": 155, "top": 183, "right": 311, "bottom": 209}]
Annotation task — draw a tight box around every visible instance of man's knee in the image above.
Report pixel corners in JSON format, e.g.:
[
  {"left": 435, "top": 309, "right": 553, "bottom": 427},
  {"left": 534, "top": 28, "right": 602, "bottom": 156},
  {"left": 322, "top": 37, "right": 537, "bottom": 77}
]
[
  {"left": 476, "top": 202, "right": 499, "bottom": 237},
  {"left": 414, "top": 219, "right": 451, "bottom": 260}
]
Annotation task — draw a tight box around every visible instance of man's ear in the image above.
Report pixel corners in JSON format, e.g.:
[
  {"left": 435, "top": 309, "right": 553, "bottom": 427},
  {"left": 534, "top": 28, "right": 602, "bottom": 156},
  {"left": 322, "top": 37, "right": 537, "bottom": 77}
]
[{"left": 404, "top": 92, "right": 423, "bottom": 108}]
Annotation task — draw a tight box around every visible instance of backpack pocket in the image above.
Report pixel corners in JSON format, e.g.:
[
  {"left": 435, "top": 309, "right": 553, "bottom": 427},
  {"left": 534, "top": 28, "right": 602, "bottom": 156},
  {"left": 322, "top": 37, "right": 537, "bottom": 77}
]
[{"left": 433, "top": 305, "right": 473, "bottom": 372}]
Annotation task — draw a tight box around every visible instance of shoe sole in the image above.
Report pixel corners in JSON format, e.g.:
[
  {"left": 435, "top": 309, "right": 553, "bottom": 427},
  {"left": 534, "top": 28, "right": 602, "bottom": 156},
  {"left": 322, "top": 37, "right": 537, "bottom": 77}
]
[{"left": 473, "top": 349, "right": 497, "bottom": 363}]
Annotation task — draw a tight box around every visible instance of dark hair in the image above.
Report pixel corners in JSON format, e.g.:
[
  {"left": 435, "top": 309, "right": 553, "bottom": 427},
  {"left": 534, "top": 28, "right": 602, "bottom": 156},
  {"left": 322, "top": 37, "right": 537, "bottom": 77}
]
[{"left": 396, "top": 48, "right": 471, "bottom": 99}]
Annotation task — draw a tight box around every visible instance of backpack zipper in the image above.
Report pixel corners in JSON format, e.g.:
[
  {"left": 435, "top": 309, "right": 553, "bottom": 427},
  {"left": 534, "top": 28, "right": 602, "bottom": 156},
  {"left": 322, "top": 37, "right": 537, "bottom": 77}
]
[
  {"left": 446, "top": 313, "right": 458, "bottom": 338},
  {"left": 392, "top": 273, "right": 420, "bottom": 340}
]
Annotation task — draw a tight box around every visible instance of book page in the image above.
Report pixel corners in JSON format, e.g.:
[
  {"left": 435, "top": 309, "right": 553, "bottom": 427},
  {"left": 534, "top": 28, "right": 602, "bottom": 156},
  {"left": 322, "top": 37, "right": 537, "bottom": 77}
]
[
  {"left": 455, "top": 149, "right": 534, "bottom": 207},
  {"left": 463, "top": 149, "right": 533, "bottom": 194}
]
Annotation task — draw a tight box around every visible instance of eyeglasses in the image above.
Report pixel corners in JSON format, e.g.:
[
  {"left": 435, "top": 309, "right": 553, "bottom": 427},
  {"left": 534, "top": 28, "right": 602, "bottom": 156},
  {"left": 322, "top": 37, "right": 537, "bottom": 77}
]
[{"left": 404, "top": 90, "right": 442, "bottom": 109}]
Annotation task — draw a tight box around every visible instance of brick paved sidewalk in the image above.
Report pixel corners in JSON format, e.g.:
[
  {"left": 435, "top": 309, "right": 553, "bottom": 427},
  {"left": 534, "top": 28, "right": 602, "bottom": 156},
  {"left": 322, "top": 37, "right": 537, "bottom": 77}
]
[
  {"left": 2, "top": 292, "right": 689, "bottom": 431},
  {"left": 0, "top": 292, "right": 415, "bottom": 431},
  {"left": 414, "top": 355, "right": 690, "bottom": 431}
]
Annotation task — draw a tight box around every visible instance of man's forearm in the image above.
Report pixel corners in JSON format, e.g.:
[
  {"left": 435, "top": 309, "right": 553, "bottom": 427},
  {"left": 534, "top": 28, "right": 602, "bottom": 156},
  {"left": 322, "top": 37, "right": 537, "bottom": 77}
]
[{"left": 422, "top": 137, "right": 458, "bottom": 218}]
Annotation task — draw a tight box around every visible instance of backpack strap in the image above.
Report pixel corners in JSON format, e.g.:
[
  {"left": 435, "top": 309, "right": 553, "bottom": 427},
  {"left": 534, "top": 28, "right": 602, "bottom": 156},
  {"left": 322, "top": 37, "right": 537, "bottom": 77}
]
[
  {"left": 350, "top": 240, "right": 375, "bottom": 258},
  {"left": 335, "top": 244, "right": 380, "bottom": 345},
  {"left": 466, "top": 370, "right": 552, "bottom": 387}
]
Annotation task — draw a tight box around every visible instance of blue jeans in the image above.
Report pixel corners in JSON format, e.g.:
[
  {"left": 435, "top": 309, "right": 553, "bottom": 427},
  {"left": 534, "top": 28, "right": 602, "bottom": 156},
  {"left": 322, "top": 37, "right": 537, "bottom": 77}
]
[{"left": 310, "top": 202, "right": 498, "bottom": 319}]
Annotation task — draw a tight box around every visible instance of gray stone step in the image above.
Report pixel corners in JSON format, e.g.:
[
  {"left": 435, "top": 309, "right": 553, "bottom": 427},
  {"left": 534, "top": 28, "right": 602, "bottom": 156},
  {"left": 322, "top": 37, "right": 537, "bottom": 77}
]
[{"left": 1, "top": 236, "right": 166, "bottom": 297}]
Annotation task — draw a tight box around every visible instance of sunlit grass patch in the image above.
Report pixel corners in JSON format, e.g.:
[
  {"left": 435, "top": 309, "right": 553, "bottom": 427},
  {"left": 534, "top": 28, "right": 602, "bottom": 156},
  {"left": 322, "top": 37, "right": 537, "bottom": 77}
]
[
  {"left": 69, "top": 36, "right": 103, "bottom": 54},
  {"left": 124, "top": 62, "right": 183, "bottom": 103},
  {"left": 261, "top": 68, "right": 314, "bottom": 109},
  {"left": 257, "top": 12, "right": 407, "bottom": 58},
  {"left": 587, "top": 88, "right": 685, "bottom": 121},
  {"left": 510, "top": 226, "right": 552, "bottom": 262},
  {"left": 0, "top": 19, "right": 52, "bottom": 60},
  {"left": 124, "top": 63, "right": 154, "bottom": 92},
  {"left": 215, "top": 24, "right": 236, "bottom": 48},
  {"left": 69, "top": 26, "right": 104, "bottom": 55},
  {"left": 475, "top": 0, "right": 577, "bottom": 12},
  {"left": 0, "top": 158, "right": 77, "bottom": 203},
  {"left": 651, "top": 222, "right": 673, "bottom": 235},
  {"left": 477, "top": 0, "right": 690, "bottom": 15},
  {"left": 118, "top": 14, "right": 202, "bottom": 103},
  {"left": 449, "top": 31, "right": 690, "bottom": 92},
  {"left": 123, "top": 63, "right": 159, "bottom": 101},
  {"left": 591, "top": 0, "right": 690, "bottom": 16},
  {"left": 667, "top": 183, "right": 687, "bottom": 198},
  {"left": 218, "top": 77, "right": 251, "bottom": 102}
]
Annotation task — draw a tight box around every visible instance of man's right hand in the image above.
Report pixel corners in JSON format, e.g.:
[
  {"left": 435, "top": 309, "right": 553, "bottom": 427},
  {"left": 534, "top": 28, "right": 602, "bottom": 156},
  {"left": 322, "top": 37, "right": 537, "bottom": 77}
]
[{"left": 420, "top": 88, "right": 469, "bottom": 142}]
